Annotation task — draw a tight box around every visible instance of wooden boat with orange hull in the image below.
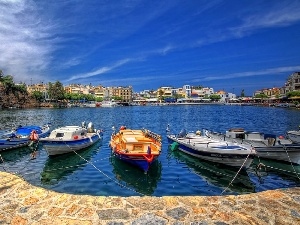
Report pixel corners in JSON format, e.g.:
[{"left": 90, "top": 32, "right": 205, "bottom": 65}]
[{"left": 109, "top": 127, "right": 162, "bottom": 172}]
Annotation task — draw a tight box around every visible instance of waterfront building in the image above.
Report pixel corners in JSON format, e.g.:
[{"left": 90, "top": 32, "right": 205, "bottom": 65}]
[
  {"left": 281, "top": 72, "right": 300, "bottom": 95},
  {"left": 93, "top": 85, "right": 105, "bottom": 99},
  {"left": 191, "top": 87, "right": 214, "bottom": 98},
  {"left": 182, "top": 85, "right": 191, "bottom": 98},
  {"left": 111, "top": 86, "right": 133, "bottom": 102},
  {"left": 215, "top": 90, "right": 236, "bottom": 103},
  {"left": 27, "top": 83, "right": 49, "bottom": 99},
  {"left": 156, "top": 87, "right": 173, "bottom": 99},
  {"left": 253, "top": 87, "right": 280, "bottom": 98},
  {"left": 64, "top": 84, "right": 91, "bottom": 95}
]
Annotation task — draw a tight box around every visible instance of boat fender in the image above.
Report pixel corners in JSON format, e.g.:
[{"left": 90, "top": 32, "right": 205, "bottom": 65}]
[
  {"left": 170, "top": 142, "right": 179, "bottom": 151},
  {"left": 30, "top": 130, "right": 39, "bottom": 141},
  {"left": 74, "top": 135, "right": 78, "bottom": 140}
]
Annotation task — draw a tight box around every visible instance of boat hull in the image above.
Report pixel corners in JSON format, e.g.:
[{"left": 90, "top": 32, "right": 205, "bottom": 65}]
[
  {"left": 286, "top": 131, "right": 300, "bottom": 144},
  {"left": 0, "top": 138, "right": 30, "bottom": 151},
  {"left": 206, "top": 129, "right": 300, "bottom": 164},
  {"left": 0, "top": 126, "right": 50, "bottom": 152},
  {"left": 167, "top": 135, "right": 255, "bottom": 168},
  {"left": 41, "top": 134, "right": 100, "bottom": 156},
  {"left": 255, "top": 145, "right": 300, "bottom": 164},
  {"left": 112, "top": 151, "right": 159, "bottom": 172}
]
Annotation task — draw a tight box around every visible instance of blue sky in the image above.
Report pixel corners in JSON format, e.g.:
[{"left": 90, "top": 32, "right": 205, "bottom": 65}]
[{"left": 1, "top": 0, "right": 300, "bottom": 96}]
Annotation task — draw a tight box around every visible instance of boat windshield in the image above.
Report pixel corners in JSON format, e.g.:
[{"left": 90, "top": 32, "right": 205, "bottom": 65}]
[{"left": 55, "top": 133, "right": 64, "bottom": 138}]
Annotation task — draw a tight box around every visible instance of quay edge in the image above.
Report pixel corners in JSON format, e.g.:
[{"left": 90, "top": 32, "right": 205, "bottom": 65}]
[{"left": 0, "top": 171, "right": 300, "bottom": 225}]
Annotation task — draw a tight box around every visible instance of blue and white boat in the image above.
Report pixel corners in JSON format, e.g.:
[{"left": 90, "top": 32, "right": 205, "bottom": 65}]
[
  {"left": 0, "top": 124, "right": 51, "bottom": 152},
  {"left": 167, "top": 130, "right": 256, "bottom": 168},
  {"left": 40, "top": 122, "right": 102, "bottom": 156},
  {"left": 204, "top": 128, "right": 300, "bottom": 165},
  {"left": 286, "top": 129, "right": 300, "bottom": 144}
]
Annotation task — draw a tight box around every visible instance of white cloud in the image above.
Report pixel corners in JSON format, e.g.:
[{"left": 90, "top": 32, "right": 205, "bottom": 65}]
[
  {"left": 195, "top": 1, "right": 300, "bottom": 47},
  {"left": 0, "top": 0, "right": 57, "bottom": 83},
  {"left": 64, "top": 58, "right": 132, "bottom": 82},
  {"left": 193, "top": 66, "right": 300, "bottom": 82}
]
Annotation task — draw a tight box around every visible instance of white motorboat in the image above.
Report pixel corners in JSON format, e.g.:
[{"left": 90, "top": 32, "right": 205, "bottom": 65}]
[
  {"left": 205, "top": 128, "right": 300, "bottom": 165},
  {"left": 286, "top": 129, "right": 300, "bottom": 144},
  {"left": 101, "top": 101, "right": 118, "bottom": 107},
  {"left": 167, "top": 129, "right": 255, "bottom": 169},
  {"left": 40, "top": 122, "right": 102, "bottom": 156}
]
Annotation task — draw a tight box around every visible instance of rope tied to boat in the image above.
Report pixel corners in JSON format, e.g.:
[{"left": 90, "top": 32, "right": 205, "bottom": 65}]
[
  {"left": 62, "top": 142, "right": 146, "bottom": 196},
  {"left": 256, "top": 162, "right": 266, "bottom": 171},
  {"left": 283, "top": 146, "right": 300, "bottom": 180},
  {"left": 221, "top": 152, "right": 251, "bottom": 195}
]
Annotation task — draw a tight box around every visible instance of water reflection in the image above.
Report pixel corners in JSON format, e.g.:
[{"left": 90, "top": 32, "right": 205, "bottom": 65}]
[
  {"left": 251, "top": 158, "right": 300, "bottom": 186},
  {"left": 169, "top": 147, "right": 255, "bottom": 194},
  {"left": 0, "top": 146, "right": 34, "bottom": 163},
  {"left": 109, "top": 156, "right": 162, "bottom": 195},
  {"left": 40, "top": 144, "right": 101, "bottom": 185}
]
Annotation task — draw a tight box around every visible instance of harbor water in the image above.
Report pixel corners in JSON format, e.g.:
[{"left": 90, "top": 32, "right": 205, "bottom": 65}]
[{"left": 0, "top": 105, "right": 300, "bottom": 196}]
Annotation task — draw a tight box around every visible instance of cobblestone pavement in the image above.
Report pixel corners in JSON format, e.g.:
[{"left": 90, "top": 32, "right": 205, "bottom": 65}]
[{"left": 0, "top": 171, "right": 300, "bottom": 225}]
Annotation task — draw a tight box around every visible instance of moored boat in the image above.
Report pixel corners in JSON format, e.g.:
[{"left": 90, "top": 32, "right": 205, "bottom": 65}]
[
  {"left": 0, "top": 124, "right": 51, "bottom": 152},
  {"left": 109, "top": 127, "right": 162, "bottom": 172},
  {"left": 101, "top": 100, "right": 118, "bottom": 107},
  {"left": 286, "top": 129, "right": 300, "bottom": 144},
  {"left": 40, "top": 122, "right": 102, "bottom": 156},
  {"left": 204, "top": 128, "right": 300, "bottom": 165},
  {"left": 167, "top": 129, "right": 255, "bottom": 168}
]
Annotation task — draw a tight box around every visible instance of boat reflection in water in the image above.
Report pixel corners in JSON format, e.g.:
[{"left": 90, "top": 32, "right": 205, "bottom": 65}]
[
  {"left": 41, "top": 144, "right": 101, "bottom": 185},
  {"left": 169, "top": 147, "right": 255, "bottom": 195},
  {"left": 252, "top": 157, "right": 300, "bottom": 188},
  {"left": 0, "top": 145, "right": 34, "bottom": 164},
  {"left": 109, "top": 156, "right": 162, "bottom": 196}
]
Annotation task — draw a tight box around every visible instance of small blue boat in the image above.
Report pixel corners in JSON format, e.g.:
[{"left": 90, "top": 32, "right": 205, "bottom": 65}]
[{"left": 0, "top": 124, "right": 51, "bottom": 152}]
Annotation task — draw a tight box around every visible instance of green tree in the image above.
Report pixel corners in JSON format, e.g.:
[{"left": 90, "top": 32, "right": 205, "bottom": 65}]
[
  {"left": 2, "top": 75, "right": 15, "bottom": 94},
  {"left": 32, "top": 91, "right": 44, "bottom": 102},
  {"left": 112, "top": 96, "right": 122, "bottom": 101},
  {"left": 209, "top": 94, "right": 221, "bottom": 101},
  {"left": 95, "top": 97, "right": 103, "bottom": 102},
  {"left": 241, "top": 89, "right": 245, "bottom": 97},
  {"left": 0, "top": 70, "right": 4, "bottom": 80},
  {"left": 286, "top": 91, "right": 300, "bottom": 98},
  {"left": 255, "top": 93, "right": 268, "bottom": 99},
  {"left": 48, "top": 81, "right": 65, "bottom": 101},
  {"left": 15, "top": 83, "right": 27, "bottom": 94}
]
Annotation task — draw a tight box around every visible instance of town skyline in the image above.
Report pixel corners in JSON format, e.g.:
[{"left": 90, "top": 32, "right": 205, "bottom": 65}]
[{"left": 1, "top": 1, "right": 300, "bottom": 96}]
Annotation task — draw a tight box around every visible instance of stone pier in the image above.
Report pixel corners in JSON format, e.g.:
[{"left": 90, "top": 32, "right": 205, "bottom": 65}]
[{"left": 0, "top": 171, "right": 299, "bottom": 224}]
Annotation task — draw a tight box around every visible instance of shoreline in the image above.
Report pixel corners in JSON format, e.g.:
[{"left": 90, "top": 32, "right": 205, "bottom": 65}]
[{"left": 1, "top": 171, "right": 299, "bottom": 224}]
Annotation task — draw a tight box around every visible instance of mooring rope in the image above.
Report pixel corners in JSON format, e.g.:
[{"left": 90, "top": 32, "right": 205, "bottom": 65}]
[
  {"left": 63, "top": 142, "right": 145, "bottom": 196},
  {"left": 221, "top": 152, "right": 251, "bottom": 195},
  {"left": 283, "top": 146, "right": 300, "bottom": 180},
  {"left": 255, "top": 150, "right": 300, "bottom": 181}
]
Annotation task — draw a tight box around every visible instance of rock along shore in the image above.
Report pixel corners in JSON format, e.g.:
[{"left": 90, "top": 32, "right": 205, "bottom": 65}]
[{"left": 0, "top": 171, "right": 299, "bottom": 225}]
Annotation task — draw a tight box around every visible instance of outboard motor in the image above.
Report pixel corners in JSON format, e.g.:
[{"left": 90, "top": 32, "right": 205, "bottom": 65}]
[
  {"left": 87, "top": 122, "right": 94, "bottom": 133},
  {"left": 81, "top": 121, "right": 87, "bottom": 128},
  {"left": 177, "top": 129, "right": 187, "bottom": 138}
]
